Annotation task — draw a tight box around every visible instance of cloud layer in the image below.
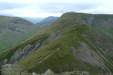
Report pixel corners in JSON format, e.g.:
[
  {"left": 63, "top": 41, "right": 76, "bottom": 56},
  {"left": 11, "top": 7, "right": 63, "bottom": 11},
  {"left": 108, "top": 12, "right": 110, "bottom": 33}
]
[{"left": 0, "top": 0, "right": 113, "bottom": 17}]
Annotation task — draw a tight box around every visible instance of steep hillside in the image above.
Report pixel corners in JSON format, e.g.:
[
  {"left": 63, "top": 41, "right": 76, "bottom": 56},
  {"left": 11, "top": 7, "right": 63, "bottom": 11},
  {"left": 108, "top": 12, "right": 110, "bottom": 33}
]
[
  {"left": 0, "top": 16, "right": 39, "bottom": 50},
  {"left": 57, "top": 12, "right": 113, "bottom": 42},
  {"left": 20, "top": 25, "right": 109, "bottom": 74},
  {"left": 92, "top": 14, "right": 113, "bottom": 41},
  {"left": 1, "top": 12, "right": 113, "bottom": 75},
  {"left": 37, "top": 16, "right": 58, "bottom": 27}
]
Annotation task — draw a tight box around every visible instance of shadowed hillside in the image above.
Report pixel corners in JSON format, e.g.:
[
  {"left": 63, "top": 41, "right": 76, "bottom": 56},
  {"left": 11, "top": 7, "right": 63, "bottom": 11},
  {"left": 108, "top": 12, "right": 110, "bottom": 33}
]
[{"left": 0, "top": 16, "right": 40, "bottom": 50}]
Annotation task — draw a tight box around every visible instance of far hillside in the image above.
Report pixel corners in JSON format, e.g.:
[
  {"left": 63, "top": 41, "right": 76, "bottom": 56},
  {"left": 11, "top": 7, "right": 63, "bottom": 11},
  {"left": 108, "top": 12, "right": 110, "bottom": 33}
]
[
  {"left": 23, "top": 17, "right": 44, "bottom": 24},
  {"left": 37, "top": 16, "right": 59, "bottom": 27},
  {"left": 0, "top": 16, "right": 40, "bottom": 50}
]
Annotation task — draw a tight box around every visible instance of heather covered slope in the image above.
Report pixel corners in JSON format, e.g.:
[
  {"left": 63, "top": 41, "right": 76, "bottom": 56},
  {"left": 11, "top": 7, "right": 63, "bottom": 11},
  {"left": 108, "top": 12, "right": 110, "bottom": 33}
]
[
  {"left": 0, "top": 16, "right": 39, "bottom": 50},
  {"left": 1, "top": 12, "right": 113, "bottom": 74}
]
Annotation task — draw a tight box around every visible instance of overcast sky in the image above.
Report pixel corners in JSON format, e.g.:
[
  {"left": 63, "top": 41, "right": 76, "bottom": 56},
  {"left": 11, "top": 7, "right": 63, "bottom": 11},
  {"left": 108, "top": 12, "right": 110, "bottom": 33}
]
[{"left": 0, "top": 0, "right": 113, "bottom": 18}]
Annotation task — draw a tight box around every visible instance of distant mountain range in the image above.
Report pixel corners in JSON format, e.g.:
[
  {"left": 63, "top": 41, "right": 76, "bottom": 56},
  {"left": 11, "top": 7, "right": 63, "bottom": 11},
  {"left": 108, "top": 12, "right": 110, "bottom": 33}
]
[
  {"left": 37, "top": 16, "right": 59, "bottom": 26},
  {"left": 22, "top": 17, "right": 44, "bottom": 24}
]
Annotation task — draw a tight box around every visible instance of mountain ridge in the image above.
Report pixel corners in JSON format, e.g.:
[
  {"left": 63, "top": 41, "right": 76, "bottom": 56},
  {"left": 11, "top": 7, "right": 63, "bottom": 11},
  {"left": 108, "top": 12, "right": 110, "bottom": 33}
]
[{"left": 1, "top": 12, "right": 113, "bottom": 74}]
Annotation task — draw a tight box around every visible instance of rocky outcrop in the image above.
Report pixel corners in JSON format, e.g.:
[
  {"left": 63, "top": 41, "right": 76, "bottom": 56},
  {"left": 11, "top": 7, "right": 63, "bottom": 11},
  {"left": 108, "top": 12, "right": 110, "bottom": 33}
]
[
  {"left": 1, "top": 64, "right": 25, "bottom": 75},
  {"left": 1, "top": 64, "right": 36, "bottom": 75},
  {"left": 71, "top": 42, "right": 106, "bottom": 70},
  {"left": 1, "top": 65, "right": 91, "bottom": 75},
  {"left": 9, "top": 41, "right": 41, "bottom": 64},
  {"left": 47, "top": 31, "right": 62, "bottom": 41},
  {"left": 43, "top": 69, "right": 54, "bottom": 75}
]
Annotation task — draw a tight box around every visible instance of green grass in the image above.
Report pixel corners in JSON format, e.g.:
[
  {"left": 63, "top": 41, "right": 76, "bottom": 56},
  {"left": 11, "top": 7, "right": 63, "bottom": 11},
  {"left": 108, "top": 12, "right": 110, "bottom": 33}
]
[
  {"left": 0, "top": 16, "right": 40, "bottom": 50},
  {"left": 18, "top": 24, "right": 101, "bottom": 74},
  {"left": 1, "top": 12, "right": 113, "bottom": 74},
  {"left": 0, "top": 31, "right": 49, "bottom": 61}
]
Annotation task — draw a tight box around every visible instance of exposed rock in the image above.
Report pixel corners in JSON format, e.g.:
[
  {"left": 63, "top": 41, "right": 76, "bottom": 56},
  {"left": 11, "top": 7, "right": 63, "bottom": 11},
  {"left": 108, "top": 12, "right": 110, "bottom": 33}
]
[
  {"left": 1, "top": 64, "right": 30, "bottom": 75},
  {"left": 71, "top": 42, "right": 106, "bottom": 70},
  {"left": 9, "top": 44, "right": 33, "bottom": 64},
  {"left": 2, "top": 59, "right": 8, "bottom": 65},
  {"left": 32, "top": 72, "right": 38, "bottom": 75},
  {"left": 9, "top": 41, "right": 42, "bottom": 64},
  {"left": 48, "top": 31, "right": 62, "bottom": 41},
  {"left": 31, "top": 41, "right": 41, "bottom": 53},
  {"left": 44, "top": 69, "right": 54, "bottom": 75}
]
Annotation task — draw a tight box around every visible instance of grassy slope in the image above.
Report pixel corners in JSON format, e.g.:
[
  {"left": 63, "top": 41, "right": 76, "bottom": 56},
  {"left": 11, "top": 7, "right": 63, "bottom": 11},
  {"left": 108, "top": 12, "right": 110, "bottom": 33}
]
[
  {"left": 0, "top": 32, "right": 49, "bottom": 61},
  {"left": 51, "top": 12, "right": 113, "bottom": 42},
  {"left": 59, "top": 12, "right": 113, "bottom": 42},
  {"left": 19, "top": 24, "right": 102, "bottom": 74},
  {"left": 0, "top": 13, "right": 89, "bottom": 61},
  {"left": 1, "top": 12, "right": 113, "bottom": 74},
  {"left": 18, "top": 13, "right": 113, "bottom": 74},
  {"left": 92, "top": 14, "right": 113, "bottom": 42},
  {"left": 0, "top": 16, "right": 39, "bottom": 50}
]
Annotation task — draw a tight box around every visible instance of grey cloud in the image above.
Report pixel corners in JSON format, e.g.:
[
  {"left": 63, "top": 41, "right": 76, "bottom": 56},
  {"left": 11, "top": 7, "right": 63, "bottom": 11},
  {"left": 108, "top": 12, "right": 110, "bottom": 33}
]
[
  {"left": 39, "top": 2, "right": 100, "bottom": 13},
  {"left": 0, "top": 2, "right": 27, "bottom": 10},
  {"left": 0, "top": 0, "right": 111, "bottom": 18}
]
